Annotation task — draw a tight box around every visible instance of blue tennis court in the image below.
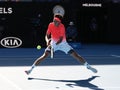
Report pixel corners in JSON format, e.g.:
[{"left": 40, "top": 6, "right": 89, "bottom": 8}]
[{"left": 0, "top": 44, "right": 120, "bottom": 90}]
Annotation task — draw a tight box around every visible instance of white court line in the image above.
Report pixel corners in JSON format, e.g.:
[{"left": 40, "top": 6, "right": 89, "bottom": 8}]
[
  {"left": 0, "top": 73, "right": 22, "bottom": 90},
  {"left": 102, "top": 87, "right": 120, "bottom": 89},
  {"left": 111, "top": 54, "right": 120, "bottom": 58}
]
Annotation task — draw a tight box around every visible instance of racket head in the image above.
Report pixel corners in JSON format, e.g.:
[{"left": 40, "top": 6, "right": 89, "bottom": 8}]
[{"left": 53, "top": 5, "right": 65, "bottom": 17}]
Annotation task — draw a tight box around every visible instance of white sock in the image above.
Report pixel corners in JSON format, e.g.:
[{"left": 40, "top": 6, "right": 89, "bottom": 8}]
[{"left": 84, "top": 62, "right": 90, "bottom": 68}]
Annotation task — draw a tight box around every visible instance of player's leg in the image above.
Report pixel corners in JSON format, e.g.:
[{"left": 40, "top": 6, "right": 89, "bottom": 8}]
[
  {"left": 58, "top": 42, "right": 86, "bottom": 64},
  {"left": 33, "top": 50, "right": 50, "bottom": 66},
  {"left": 69, "top": 50, "right": 86, "bottom": 64},
  {"left": 25, "top": 47, "right": 51, "bottom": 75},
  {"left": 59, "top": 42, "right": 97, "bottom": 73},
  {"left": 69, "top": 50, "right": 97, "bottom": 73}
]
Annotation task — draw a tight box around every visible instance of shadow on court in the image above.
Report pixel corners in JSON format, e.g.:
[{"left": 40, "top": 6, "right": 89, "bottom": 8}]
[{"left": 28, "top": 76, "right": 104, "bottom": 90}]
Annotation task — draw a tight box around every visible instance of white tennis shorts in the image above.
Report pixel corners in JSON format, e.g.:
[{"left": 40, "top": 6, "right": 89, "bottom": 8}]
[{"left": 45, "top": 40, "right": 73, "bottom": 54}]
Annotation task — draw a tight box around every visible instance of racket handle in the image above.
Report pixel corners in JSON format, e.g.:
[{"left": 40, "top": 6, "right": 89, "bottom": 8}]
[{"left": 51, "top": 48, "right": 54, "bottom": 59}]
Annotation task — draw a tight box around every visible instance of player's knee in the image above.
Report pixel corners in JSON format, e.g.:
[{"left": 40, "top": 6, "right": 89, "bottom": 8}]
[
  {"left": 68, "top": 49, "right": 75, "bottom": 54},
  {"left": 43, "top": 50, "right": 50, "bottom": 57},
  {"left": 46, "top": 50, "right": 50, "bottom": 54}
]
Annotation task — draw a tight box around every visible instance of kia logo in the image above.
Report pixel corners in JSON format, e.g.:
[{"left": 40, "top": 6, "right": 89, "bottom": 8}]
[{"left": 0, "top": 37, "right": 22, "bottom": 48}]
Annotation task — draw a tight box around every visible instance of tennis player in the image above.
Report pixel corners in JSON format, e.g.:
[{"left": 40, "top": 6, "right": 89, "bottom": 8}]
[{"left": 25, "top": 15, "right": 97, "bottom": 75}]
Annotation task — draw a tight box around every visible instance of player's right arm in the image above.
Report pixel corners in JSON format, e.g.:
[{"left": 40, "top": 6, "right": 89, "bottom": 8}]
[
  {"left": 45, "top": 23, "right": 52, "bottom": 46},
  {"left": 45, "top": 34, "right": 51, "bottom": 46}
]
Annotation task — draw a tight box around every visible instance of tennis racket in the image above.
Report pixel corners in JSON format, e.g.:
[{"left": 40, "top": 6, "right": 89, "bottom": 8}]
[
  {"left": 51, "top": 46, "right": 54, "bottom": 59},
  {"left": 48, "top": 39, "right": 54, "bottom": 59},
  {"left": 53, "top": 5, "right": 65, "bottom": 17}
]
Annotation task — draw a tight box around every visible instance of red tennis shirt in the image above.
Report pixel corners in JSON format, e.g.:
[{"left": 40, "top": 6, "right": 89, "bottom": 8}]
[{"left": 47, "top": 22, "right": 66, "bottom": 42}]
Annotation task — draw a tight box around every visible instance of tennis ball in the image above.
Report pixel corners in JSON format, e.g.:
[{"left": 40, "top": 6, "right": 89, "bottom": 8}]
[{"left": 37, "top": 45, "right": 41, "bottom": 50}]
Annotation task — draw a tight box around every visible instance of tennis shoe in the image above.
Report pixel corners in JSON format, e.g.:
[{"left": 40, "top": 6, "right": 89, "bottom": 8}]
[{"left": 87, "top": 66, "right": 97, "bottom": 73}]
